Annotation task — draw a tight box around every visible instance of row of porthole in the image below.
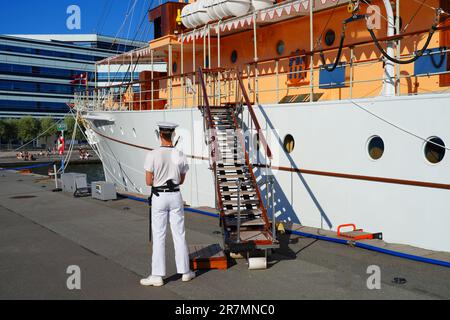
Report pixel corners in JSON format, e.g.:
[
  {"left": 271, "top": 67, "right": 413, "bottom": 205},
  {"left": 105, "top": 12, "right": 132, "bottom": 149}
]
[
  {"left": 171, "top": 29, "right": 338, "bottom": 71},
  {"left": 281, "top": 134, "right": 446, "bottom": 164},
  {"left": 230, "top": 30, "right": 337, "bottom": 65},
  {"left": 103, "top": 125, "right": 137, "bottom": 138},
  {"left": 367, "top": 135, "right": 446, "bottom": 164}
]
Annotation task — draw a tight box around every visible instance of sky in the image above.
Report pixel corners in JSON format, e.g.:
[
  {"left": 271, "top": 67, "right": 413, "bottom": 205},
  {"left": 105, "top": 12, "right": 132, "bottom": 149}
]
[{"left": 0, "top": 0, "right": 166, "bottom": 41}]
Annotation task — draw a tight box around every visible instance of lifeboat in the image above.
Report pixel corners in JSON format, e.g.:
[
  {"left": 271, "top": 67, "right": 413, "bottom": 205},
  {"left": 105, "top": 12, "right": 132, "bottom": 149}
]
[
  {"left": 181, "top": 0, "right": 257, "bottom": 29},
  {"left": 221, "top": 0, "right": 251, "bottom": 17},
  {"left": 251, "top": 0, "right": 273, "bottom": 11}
]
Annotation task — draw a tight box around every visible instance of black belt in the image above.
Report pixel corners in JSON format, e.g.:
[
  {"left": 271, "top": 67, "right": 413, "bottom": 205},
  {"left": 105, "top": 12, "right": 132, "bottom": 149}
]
[{"left": 152, "top": 186, "right": 180, "bottom": 193}]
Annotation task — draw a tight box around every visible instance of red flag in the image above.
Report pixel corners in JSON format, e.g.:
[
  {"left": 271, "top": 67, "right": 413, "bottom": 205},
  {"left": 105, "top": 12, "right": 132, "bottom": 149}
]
[{"left": 70, "top": 73, "right": 87, "bottom": 85}]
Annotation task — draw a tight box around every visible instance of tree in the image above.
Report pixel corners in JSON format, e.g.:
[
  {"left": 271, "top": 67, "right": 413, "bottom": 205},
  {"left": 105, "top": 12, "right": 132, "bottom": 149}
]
[
  {"left": 64, "top": 116, "right": 84, "bottom": 141},
  {"left": 2, "top": 119, "right": 18, "bottom": 145},
  {"left": 17, "top": 116, "right": 41, "bottom": 143},
  {"left": 40, "top": 117, "right": 57, "bottom": 139},
  {"left": 0, "top": 119, "right": 5, "bottom": 142}
]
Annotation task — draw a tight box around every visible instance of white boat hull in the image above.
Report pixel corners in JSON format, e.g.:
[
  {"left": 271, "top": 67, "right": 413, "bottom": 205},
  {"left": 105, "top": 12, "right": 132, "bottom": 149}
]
[{"left": 83, "top": 93, "right": 450, "bottom": 252}]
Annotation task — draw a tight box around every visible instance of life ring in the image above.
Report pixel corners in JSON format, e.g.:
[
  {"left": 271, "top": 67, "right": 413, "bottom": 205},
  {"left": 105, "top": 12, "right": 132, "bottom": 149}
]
[{"left": 287, "top": 49, "right": 308, "bottom": 87}]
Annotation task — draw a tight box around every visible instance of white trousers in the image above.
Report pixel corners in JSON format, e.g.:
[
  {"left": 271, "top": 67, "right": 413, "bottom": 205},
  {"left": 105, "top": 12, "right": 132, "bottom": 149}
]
[{"left": 151, "top": 192, "right": 190, "bottom": 277}]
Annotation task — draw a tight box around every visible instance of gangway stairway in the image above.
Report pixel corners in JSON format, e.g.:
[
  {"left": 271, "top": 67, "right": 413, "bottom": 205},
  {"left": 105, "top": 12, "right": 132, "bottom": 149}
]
[{"left": 198, "top": 68, "right": 279, "bottom": 269}]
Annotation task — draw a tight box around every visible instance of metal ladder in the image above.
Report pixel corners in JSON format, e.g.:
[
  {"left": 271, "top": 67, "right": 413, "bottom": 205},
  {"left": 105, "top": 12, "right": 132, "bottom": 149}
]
[{"left": 198, "top": 68, "right": 279, "bottom": 269}]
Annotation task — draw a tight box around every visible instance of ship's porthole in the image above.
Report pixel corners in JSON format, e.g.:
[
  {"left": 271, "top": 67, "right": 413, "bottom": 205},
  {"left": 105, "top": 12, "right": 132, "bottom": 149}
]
[
  {"left": 276, "top": 40, "right": 285, "bottom": 55},
  {"left": 231, "top": 50, "right": 238, "bottom": 64},
  {"left": 324, "top": 29, "right": 336, "bottom": 47},
  {"left": 367, "top": 136, "right": 384, "bottom": 160},
  {"left": 283, "top": 134, "right": 295, "bottom": 153},
  {"left": 424, "top": 137, "right": 445, "bottom": 164}
]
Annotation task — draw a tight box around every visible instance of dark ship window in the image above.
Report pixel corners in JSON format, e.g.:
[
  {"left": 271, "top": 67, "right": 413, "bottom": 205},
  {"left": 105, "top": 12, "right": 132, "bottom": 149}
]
[
  {"left": 368, "top": 136, "right": 384, "bottom": 160},
  {"left": 283, "top": 134, "right": 295, "bottom": 153},
  {"left": 324, "top": 29, "right": 336, "bottom": 47},
  {"left": 276, "top": 41, "right": 285, "bottom": 55},
  {"left": 231, "top": 50, "right": 238, "bottom": 63},
  {"left": 424, "top": 137, "right": 445, "bottom": 164},
  {"left": 172, "top": 62, "right": 177, "bottom": 74}
]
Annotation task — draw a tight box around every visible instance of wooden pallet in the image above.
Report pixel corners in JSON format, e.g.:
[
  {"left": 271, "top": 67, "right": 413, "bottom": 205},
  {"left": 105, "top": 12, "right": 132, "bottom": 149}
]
[{"left": 189, "top": 244, "right": 228, "bottom": 270}]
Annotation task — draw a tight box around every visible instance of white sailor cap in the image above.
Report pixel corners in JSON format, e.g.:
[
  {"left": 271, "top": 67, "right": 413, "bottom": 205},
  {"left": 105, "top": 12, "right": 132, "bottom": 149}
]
[{"left": 157, "top": 121, "right": 179, "bottom": 131}]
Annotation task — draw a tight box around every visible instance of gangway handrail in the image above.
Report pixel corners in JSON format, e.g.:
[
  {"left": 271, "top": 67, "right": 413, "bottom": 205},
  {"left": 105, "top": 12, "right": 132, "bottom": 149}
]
[
  {"left": 235, "top": 69, "right": 273, "bottom": 161},
  {"left": 197, "top": 67, "right": 215, "bottom": 131},
  {"left": 197, "top": 67, "right": 225, "bottom": 216}
]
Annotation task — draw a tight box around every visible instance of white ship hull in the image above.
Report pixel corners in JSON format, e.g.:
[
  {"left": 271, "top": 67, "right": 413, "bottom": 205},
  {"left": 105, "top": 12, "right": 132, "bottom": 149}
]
[{"left": 82, "top": 93, "right": 450, "bottom": 252}]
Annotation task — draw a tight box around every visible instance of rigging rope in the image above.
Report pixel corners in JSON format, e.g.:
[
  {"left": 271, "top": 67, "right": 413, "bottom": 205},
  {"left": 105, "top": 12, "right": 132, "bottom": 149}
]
[{"left": 350, "top": 99, "right": 450, "bottom": 151}]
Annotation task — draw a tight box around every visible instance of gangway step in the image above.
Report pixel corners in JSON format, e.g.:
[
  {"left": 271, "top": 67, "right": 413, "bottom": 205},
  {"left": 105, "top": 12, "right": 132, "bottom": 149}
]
[
  {"left": 222, "top": 199, "right": 260, "bottom": 206},
  {"left": 223, "top": 209, "right": 262, "bottom": 216},
  {"left": 217, "top": 165, "right": 244, "bottom": 169},
  {"left": 220, "top": 190, "right": 256, "bottom": 196},
  {"left": 219, "top": 181, "right": 254, "bottom": 187},
  {"left": 235, "top": 230, "right": 272, "bottom": 243},
  {"left": 224, "top": 217, "right": 265, "bottom": 227}
]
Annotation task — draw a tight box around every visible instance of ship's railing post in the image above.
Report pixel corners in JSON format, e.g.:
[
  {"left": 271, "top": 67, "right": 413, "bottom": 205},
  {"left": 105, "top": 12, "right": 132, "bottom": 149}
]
[
  {"left": 275, "top": 60, "right": 279, "bottom": 103},
  {"left": 350, "top": 46, "right": 354, "bottom": 99},
  {"left": 309, "top": 1, "right": 314, "bottom": 103},
  {"left": 236, "top": 179, "right": 242, "bottom": 244},
  {"left": 269, "top": 175, "right": 276, "bottom": 243},
  {"left": 395, "top": 0, "right": 401, "bottom": 96},
  {"left": 151, "top": 49, "right": 154, "bottom": 110}
]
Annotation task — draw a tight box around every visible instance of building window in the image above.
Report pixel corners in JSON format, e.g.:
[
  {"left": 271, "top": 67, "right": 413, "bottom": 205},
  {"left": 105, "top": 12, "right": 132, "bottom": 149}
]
[
  {"left": 283, "top": 134, "right": 295, "bottom": 153},
  {"left": 424, "top": 137, "right": 445, "bottom": 164},
  {"left": 367, "top": 136, "right": 384, "bottom": 160},
  {"left": 324, "top": 29, "right": 336, "bottom": 47},
  {"left": 276, "top": 41, "right": 285, "bottom": 55},
  {"left": 231, "top": 50, "right": 238, "bottom": 64}
]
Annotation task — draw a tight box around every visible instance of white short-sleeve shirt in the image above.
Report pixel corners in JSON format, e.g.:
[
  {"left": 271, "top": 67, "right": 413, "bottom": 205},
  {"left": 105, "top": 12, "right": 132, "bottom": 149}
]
[{"left": 144, "top": 147, "right": 189, "bottom": 187}]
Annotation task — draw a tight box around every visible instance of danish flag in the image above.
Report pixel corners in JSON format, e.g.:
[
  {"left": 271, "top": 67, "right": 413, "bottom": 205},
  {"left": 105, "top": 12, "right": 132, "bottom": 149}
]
[{"left": 70, "top": 73, "right": 87, "bottom": 85}]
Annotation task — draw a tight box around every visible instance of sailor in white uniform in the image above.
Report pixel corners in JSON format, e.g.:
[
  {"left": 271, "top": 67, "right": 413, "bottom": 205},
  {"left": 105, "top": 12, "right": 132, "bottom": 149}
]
[{"left": 140, "top": 122, "right": 195, "bottom": 287}]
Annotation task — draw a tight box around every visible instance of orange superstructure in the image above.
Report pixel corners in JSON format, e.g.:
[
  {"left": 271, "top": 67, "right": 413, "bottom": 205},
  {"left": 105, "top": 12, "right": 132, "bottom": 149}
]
[{"left": 94, "top": 0, "right": 449, "bottom": 111}]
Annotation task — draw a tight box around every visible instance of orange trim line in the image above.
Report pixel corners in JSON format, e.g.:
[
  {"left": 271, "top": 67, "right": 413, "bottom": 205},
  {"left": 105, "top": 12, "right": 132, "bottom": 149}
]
[{"left": 92, "top": 128, "right": 450, "bottom": 190}]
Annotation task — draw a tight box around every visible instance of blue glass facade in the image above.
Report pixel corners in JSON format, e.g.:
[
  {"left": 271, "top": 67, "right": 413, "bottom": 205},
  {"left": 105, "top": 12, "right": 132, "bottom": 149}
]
[{"left": 0, "top": 35, "right": 147, "bottom": 118}]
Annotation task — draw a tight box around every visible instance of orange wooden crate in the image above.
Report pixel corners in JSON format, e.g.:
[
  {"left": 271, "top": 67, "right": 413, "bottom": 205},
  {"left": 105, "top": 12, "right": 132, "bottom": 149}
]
[{"left": 189, "top": 244, "right": 228, "bottom": 270}]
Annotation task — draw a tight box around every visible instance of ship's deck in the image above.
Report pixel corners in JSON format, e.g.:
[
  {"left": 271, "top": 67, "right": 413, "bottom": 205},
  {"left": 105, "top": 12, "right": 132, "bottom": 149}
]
[{"left": 0, "top": 170, "right": 449, "bottom": 299}]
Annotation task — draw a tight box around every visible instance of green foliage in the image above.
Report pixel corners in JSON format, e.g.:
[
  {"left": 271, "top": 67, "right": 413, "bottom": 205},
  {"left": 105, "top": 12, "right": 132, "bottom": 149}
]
[
  {"left": 0, "top": 119, "right": 5, "bottom": 139},
  {"left": 40, "top": 117, "right": 57, "bottom": 138},
  {"left": 63, "top": 116, "right": 84, "bottom": 141},
  {"left": 0, "top": 119, "right": 18, "bottom": 143},
  {"left": 17, "top": 116, "right": 41, "bottom": 142}
]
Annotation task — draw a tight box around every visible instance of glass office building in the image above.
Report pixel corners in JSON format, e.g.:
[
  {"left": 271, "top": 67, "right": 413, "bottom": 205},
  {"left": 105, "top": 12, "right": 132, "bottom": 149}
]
[{"left": 0, "top": 34, "right": 147, "bottom": 118}]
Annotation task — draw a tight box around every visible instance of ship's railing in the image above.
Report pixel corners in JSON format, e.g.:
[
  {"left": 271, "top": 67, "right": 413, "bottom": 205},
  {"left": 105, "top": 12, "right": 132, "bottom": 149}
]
[{"left": 74, "top": 25, "right": 450, "bottom": 112}]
